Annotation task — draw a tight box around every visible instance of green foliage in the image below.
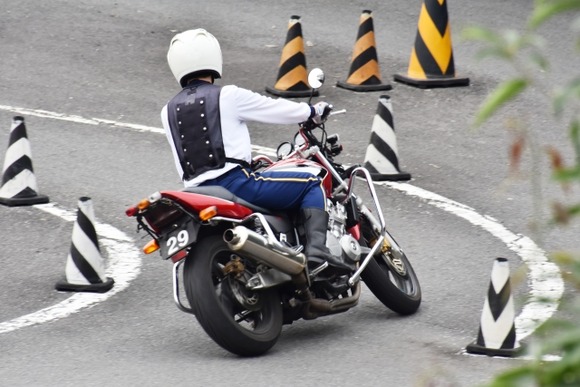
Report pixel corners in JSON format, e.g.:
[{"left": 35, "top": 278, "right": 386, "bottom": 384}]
[
  {"left": 474, "top": 78, "right": 528, "bottom": 127},
  {"left": 529, "top": 0, "right": 580, "bottom": 29},
  {"left": 464, "top": 1, "right": 580, "bottom": 385}
]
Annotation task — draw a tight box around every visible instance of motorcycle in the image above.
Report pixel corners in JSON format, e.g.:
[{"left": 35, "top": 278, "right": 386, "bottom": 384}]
[{"left": 125, "top": 69, "right": 421, "bottom": 356}]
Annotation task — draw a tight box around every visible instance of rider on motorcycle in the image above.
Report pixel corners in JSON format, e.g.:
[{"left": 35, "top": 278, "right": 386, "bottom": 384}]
[{"left": 160, "top": 29, "right": 355, "bottom": 273}]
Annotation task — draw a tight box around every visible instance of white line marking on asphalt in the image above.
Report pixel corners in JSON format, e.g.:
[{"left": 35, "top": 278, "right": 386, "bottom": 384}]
[
  {"left": 0, "top": 203, "right": 141, "bottom": 334},
  {"left": 0, "top": 104, "right": 164, "bottom": 134},
  {"left": 0, "top": 105, "right": 564, "bottom": 343},
  {"left": 378, "top": 182, "right": 564, "bottom": 342}
]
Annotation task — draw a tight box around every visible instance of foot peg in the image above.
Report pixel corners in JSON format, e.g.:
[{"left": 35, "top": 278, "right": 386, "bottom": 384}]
[{"left": 308, "top": 261, "right": 329, "bottom": 278}]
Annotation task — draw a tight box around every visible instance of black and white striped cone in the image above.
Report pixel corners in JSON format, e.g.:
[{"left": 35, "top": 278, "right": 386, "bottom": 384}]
[
  {"left": 466, "top": 257, "right": 521, "bottom": 357},
  {"left": 363, "top": 95, "right": 411, "bottom": 181},
  {"left": 0, "top": 116, "right": 49, "bottom": 206},
  {"left": 55, "top": 197, "right": 114, "bottom": 293}
]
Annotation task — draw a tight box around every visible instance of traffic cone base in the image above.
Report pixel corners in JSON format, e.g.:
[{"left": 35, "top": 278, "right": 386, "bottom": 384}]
[
  {"left": 0, "top": 193, "right": 49, "bottom": 206},
  {"left": 465, "top": 342, "right": 522, "bottom": 358},
  {"left": 337, "top": 10, "right": 391, "bottom": 92},
  {"left": 337, "top": 79, "right": 392, "bottom": 92},
  {"left": 393, "top": 73, "right": 469, "bottom": 89},
  {"left": 465, "top": 257, "right": 521, "bottom": 357},
  {"left": 368, "top": 170, "right": 412, "bottom": 182},
  {"left": 395, "top": 0, "right": 469, "bottom": 89},
  {"left": 55, "top": 277, "right": 114, "bottom": 293}
]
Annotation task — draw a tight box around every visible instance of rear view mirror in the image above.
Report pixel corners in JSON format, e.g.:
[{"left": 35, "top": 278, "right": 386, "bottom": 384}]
[{"left": 307, "top": 68, "right": 325, "bottom": 89}]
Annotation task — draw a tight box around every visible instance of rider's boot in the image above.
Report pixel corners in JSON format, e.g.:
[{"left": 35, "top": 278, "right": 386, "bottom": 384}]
[{"left": 301, "top": 208, "right": 356, "bottom": 274}]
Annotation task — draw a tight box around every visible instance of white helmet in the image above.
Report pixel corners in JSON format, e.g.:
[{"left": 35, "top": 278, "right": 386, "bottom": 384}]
[{"left": 167, "top": 29, "right": 223, "bottom": 86}]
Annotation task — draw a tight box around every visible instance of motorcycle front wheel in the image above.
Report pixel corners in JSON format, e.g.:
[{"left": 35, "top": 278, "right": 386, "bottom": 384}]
[
  {"left": 359, "top": 218, "right": 422, "bottom": 315},
  {"left": 183, "top": 234, "right": 283, "bottom": 357}
]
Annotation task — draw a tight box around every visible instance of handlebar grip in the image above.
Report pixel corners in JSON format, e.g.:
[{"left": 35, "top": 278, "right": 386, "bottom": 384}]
[{"left": 322, "top": 104, "right": 333, "bottom": 119}]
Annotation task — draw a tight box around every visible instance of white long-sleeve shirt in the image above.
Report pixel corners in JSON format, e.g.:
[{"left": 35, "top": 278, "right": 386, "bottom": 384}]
[{"left": 161, "top": 84, "right": 311, "bottom": 187}]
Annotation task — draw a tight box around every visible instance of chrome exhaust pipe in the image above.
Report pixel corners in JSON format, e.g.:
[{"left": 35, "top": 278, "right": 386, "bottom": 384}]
[{"left": 224, "top": 226, "right": 306, "bottom": 276}]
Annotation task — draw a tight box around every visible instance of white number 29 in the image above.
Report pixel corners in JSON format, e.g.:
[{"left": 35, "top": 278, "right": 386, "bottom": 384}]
[{"left": 166, "top": 230, "right": 189, "bottom": 256}]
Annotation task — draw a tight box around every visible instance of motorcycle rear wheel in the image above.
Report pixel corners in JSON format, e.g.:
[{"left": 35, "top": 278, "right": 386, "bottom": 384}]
[
  {"left": 360, "top": 219, "right": 422, "bottom": 315},
  {"left": 183, "top": 235, "right": 283, "bottom": 356}
]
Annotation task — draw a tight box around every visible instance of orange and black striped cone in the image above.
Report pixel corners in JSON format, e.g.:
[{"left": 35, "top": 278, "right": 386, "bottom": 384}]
[
  {"left": 266, "top": 15, "right": 316, "bottom": 98},
  {"left": 337, "top": 10, "right": 391, "bottom": 92},
  {"left": 394, "top": 0, "right": 469, "bottom": 88}
]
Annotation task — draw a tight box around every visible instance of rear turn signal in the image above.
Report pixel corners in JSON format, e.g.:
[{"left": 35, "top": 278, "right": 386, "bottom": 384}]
[
  {"left": 137, "top": 198, "right": 151, "bottom": 211},
  {"left": 143, "top": 239, "right": 160, "bottom": 254},
  {"left": 127, "top": 192, "right": 162, "bottom": 216},
  {"left": 199, "top": 205, "right": 218, "bottom": 221}
]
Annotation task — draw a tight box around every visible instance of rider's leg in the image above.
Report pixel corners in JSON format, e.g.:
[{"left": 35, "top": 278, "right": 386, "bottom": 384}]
[
  {"left": 214, "top": 168, "right": 354, "bottom": 272},
  {"left": 300, "top": 207, "right": 355, "bottom": 273}
]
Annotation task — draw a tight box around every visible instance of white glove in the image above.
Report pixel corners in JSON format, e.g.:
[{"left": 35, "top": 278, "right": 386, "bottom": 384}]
[{"left": 311, "top": 101, "right": 330, "bottom": 124}]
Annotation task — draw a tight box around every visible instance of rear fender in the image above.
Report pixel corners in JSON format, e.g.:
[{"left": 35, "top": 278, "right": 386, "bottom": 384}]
[{"left": 161, "top": 190, "right": 253, "bottom": 218}]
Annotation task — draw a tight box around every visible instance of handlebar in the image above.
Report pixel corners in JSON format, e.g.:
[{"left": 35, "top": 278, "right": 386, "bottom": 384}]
[
  {"left": 321, "top": 104, "right": 333, "bottom": 120},
  {"left": 329, "top": 109, "right": 347, "bottom": 116},
  {"left": 302, "top": 104, "right": 346, "bottom": 131}
]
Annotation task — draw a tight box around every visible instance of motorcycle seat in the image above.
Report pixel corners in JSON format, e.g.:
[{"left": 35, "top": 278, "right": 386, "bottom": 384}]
[{"left": 182, "top": 185, "right": 272, "bottom": 215}]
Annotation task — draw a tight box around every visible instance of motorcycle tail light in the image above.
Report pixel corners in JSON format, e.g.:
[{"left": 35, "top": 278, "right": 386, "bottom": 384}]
[
  {"left": 199, "top": 205, "right": 218, "bottom": 221},
  {"left": 143, "top": 239, "right": 160, "bottom": 254},
  {"left": 126, "top": 192, "right": 162, "bottom": 216},
  {"left": 125, "top": 206, "right": 138, "bottom": 217}
]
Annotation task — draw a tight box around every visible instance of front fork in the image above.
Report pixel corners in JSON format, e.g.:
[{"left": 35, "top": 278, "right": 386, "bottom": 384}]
[{"left": 323, "top": 160, "right": 400, "bottom": 287}]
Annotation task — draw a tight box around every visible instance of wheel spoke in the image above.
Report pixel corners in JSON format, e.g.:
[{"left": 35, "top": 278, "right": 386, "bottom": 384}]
[
  {"left": 216, "top": 276, "right": 263, "bottom": 331},
  {"left": 235, "top": 310, "right": 257, "bottom": 325},
  {"left": 215, "top": 281, "right": 237, "bottom": 316}
]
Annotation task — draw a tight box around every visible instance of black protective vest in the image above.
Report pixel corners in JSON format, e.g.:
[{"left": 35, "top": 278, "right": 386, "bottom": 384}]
[{"left": 167, "top": 81, "right": 226, "bottom": 181}]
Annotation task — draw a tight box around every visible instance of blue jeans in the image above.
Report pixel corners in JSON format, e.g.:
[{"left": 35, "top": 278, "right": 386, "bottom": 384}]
[{"left": 200, "top": 167, "right": 326, "bottom": 211}]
